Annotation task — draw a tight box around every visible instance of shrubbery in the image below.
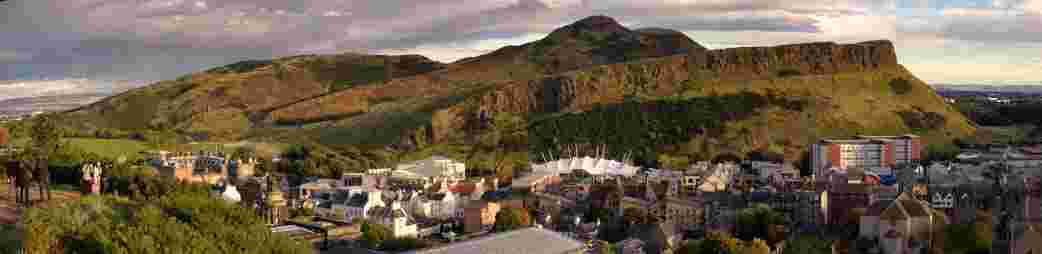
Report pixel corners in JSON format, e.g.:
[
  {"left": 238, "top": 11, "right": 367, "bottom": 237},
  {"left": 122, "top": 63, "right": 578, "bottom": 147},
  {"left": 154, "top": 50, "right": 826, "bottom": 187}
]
[
  {"left": 889, "top": 78, "right": 913, "bottom": 95},
  {"left": 21, "top": 189, "right": 311, "bottom": 254},
  {"left": 528, "top": 91, "right": 809, "bottom": 168},
  {"left": 776, "top": 68, "right": 802, "bottom": 78},
  {"left": 898, "top": 109, "right": 947, "bottom": 130}
]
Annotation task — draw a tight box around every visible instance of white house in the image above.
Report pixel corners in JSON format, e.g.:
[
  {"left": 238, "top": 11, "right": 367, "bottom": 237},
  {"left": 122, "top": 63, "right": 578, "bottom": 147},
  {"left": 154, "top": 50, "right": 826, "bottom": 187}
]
[
  {"left": 393, "top": 156, "right": 467, "bottom": 185},
  {"left": 369, "top": 201, "right": 419, "bottom": 238},
  {"left": 314, "top": 189, "right": 386, "bottom": 223}
]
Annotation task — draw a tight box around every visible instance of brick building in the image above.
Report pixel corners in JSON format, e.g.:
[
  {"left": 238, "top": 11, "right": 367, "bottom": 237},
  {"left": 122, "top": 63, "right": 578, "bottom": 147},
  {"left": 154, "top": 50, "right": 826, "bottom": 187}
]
[{"left": 811, "top": 135, "right": 921, "bottom": 178}]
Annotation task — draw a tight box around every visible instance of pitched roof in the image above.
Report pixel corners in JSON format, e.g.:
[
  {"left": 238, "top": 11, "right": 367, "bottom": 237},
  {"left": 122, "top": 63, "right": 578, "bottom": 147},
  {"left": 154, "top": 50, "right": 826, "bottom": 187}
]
[
  {"left": 627, "top": 223, "right": 678, "bottom": 254},
  {"left": 876, "top": 192, "right": 931, "bottom": 220},
  {"left": 427, "top": 193, "right": 447, "bottom": 201},
  {"left": 451, "top": 183, "right": 477, "bottom": 194},
  {"left": 866, "top": 199, "right": 895, "bottom": 216}
]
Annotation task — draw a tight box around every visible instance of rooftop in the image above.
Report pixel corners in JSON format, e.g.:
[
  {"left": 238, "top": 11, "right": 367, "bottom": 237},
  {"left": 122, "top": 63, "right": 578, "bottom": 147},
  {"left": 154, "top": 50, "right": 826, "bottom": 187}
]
[{"left": 401, "top": 227, "right": 586, "bottom": 254}]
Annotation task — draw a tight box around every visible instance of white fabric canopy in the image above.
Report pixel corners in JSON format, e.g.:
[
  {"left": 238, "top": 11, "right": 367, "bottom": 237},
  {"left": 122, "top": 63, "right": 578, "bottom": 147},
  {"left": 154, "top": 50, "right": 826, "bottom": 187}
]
[{"left": 533, "top": 158, "right": 640, "bottom": 176}]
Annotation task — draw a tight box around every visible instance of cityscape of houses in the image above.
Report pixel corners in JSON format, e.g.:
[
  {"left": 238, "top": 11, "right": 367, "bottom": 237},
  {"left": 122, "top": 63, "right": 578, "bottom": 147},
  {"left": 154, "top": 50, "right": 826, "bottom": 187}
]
[{"left": 130, "top": 133, "right": 1042, "bottom": 254}]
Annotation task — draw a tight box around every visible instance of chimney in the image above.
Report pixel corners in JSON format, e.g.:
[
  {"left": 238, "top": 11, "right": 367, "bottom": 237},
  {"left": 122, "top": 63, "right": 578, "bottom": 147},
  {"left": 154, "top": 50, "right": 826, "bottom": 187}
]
[{"left": 384, "top": 56, "right": 394, "bottom": 82}]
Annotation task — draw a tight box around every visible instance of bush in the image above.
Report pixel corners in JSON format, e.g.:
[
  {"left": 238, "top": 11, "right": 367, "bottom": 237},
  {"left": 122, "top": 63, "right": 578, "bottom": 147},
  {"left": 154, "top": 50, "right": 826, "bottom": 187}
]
[
  {"left": 360, "top": 222, "right": 392, "bottom": 249},
  {"left": 379, "top": 238, "right": 431, "bottom": 252},
  {"left": 493, "top": 208, "right": 532, "bottom": 232},
  {"left": 898, "top": 109, "right": 947, "bottom": 131},
  {"left": 889, "top": 78, "right": 913, "bottom": 95},
  {"left": 776, "top": 68, "right": 802, "bottom": 78},
  {"left": 290, "top": 208, "right": 313, "bottom": 218},
  {"left": 22, "top": 192, "right": 311, "bottom": 254}
]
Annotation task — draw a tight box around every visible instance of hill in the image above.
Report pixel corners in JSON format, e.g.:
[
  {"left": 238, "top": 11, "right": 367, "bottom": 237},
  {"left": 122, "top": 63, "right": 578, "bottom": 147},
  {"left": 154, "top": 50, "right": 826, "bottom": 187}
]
[
  {"left": 62, "top": 53, "right": 446, "bottom": 138},
  {"left": 59, "top": 16, "right": 975, "bottom": 173}
]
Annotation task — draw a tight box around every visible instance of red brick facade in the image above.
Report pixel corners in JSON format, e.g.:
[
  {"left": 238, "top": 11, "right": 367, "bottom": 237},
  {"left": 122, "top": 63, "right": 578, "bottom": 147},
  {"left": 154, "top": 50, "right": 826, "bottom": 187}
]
[
  {"left": 829, "top": 144, "right": 842, "bottom": 168},
  {"left": 911, "top": 139, "right": 921, "bottom": 161},
  {"left": 883, "top": 143, "right": 895, "bottom": 167}
]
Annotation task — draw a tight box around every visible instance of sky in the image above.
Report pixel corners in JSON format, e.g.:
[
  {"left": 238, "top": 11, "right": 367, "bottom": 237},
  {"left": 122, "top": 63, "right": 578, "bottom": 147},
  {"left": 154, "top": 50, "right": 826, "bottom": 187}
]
[{"left": 0, "top": 0, "right": 1040, "bottom": 101}]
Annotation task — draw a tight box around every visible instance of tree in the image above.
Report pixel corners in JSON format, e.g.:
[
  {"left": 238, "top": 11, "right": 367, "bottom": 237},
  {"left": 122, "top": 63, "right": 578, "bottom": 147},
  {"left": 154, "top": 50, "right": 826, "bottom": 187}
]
[
  {"left": 889, "top": 78, "right": 913, "bottom": 95},
  {"left": 738, "top": 239, "right": 770, "bottom": 254},
  {"left": 594, "top": 240, "right": 615, "bottom": 254},
  {"left": 735, "top": 204, "right": 784, "bottom": 243},
  {"left": 232, "top": 146, "right": 256, "bottom": 160},
  {"left": 22, "top": 190, "right": 312, "bottom": 254},
  {"left": 657, "top": 153, "right": 691, "bottom": 170},
  {"left": 781, "top": 234, "right": 831, "bottom": 254},
  {"left": 597, "top": 220, "right": 629, "bottom": 243},
  {"left": 27, "top": 114, "right": 63, "bottom": 201},
  {"left": 747, "top": 149, "right": 783, "bottom": 163},
  {"left": 493, "top": 208, "right": 532, "bottom": 232},
  {"left": 681, "top": 231, "right": 741, "bottom": 254},
  {"left": 360, "top": 221, "right": 392, "bottom": 249}
]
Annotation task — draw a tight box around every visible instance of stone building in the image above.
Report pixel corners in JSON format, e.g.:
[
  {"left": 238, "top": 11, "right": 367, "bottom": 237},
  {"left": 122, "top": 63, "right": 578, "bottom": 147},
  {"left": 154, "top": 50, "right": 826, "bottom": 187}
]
[
  {"left": 464, "top": 201, "right": 500, "bottom": 233},
  {"left": 241, "top": 175, "right": 289, "bottom": 225},
  {"left": 151, "top": 150, "right": 258, "bottom": 184},
  {"left": 859, "top": 193, "right": 934, "bottom": 254}
]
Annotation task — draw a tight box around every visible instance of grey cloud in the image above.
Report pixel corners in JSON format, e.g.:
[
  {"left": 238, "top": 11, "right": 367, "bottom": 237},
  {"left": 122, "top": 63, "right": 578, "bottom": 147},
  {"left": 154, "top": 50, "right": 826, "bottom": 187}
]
[{"left": 2, "top": 0, "right": 887, "bottom": 83}]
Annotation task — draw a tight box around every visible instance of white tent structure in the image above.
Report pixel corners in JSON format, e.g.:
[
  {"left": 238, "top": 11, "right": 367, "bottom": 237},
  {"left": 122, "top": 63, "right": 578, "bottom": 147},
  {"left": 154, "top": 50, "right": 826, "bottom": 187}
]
[
  {"left": 221, "top": 185, "right": 242, "bottom": 203},
  {"left": 531, "top": 157, "right": 640, "bottom": 176}
]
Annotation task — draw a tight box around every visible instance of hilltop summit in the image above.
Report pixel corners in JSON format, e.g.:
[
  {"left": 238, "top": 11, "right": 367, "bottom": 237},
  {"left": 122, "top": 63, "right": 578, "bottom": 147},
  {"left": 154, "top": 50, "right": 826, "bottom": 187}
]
[{"left": 61, "top": 16, "right": 972, "bottom": 169}]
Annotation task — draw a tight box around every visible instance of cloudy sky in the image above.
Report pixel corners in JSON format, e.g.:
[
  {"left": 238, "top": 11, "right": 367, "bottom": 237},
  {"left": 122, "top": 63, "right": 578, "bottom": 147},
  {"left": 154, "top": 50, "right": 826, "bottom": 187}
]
[{"left": 0, "top": 0, "right": 1039, "bottom": 100}]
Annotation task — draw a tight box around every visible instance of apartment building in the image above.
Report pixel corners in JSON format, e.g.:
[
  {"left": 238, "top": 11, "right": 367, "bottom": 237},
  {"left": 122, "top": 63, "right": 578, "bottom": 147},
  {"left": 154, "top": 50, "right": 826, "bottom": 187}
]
[{"left": 812, "top": 135, "right": 922, "bottom": 178}]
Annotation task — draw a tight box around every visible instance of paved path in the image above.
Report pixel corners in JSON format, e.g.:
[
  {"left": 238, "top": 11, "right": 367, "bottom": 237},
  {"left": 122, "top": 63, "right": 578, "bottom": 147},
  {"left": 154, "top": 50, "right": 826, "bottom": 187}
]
[{"left": 0, "top": 182, "right": 81, "bottom": 225}]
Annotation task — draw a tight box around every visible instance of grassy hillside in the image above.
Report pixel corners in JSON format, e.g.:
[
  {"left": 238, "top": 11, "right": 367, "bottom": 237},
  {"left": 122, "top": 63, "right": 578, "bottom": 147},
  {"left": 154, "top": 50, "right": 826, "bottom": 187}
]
[
  {"left": 65, "top": 138, "right": 153, "bottom": 160},
  {"left": 61, "top": 54, "right": 446, "bottom": 141},
  {"left": 527, "top": 66, "right": 974, "bottom": 167},
  {"left": 53, "top": 15, "right": 975, "bottom": 174}
]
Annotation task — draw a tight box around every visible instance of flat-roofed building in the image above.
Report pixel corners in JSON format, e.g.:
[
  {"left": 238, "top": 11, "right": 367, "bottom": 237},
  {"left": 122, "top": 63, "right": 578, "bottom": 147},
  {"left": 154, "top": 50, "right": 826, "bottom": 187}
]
[{"left": 811, "top": 135, "right": 921, "bottom": 178}]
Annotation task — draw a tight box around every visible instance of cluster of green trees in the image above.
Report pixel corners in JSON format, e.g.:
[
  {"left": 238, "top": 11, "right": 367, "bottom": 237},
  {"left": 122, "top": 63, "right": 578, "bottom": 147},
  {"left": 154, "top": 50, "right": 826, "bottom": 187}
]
[
  {"left": 941, "top": 218, "right": 993, "bottom": 254},
  {"left": 21, "top": 189, "right": 311, "bottom": 254},
  {"left": 493, "top": 207, "right": 533, "bottom": 232},
  {"left": 104, "top": 175, "right": 211, "bottom": 201},
  {"left": 677, "top": 231, "right": 830, "bottom": 254},
  {"left": 677, "top": 231, "right": 768, "bottom": 254},
  {"left": 734, "top": 204, "right": 786, "bottom": 246},
  {"left": 528, "top": 91, "right": 808, "bottom": 168},
  {"left": 274, "top": 143, "right": 391, "bottom": 178},
  {"left": 357, "top": 220, "right": 432, "bottom": 252},
  {"left": 0, "top": 224, "right": 21, "bottom": 254}
]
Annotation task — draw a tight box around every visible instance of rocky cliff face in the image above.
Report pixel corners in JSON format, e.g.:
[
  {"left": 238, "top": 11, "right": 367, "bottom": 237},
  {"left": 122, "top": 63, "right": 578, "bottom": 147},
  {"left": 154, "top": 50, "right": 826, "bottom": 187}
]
[
  {"left": 266, "top": 16, "right": 707, "bottom": 125},
  {"left": 416, "top": 39, "right": 970, "bottom": 165},
  {"left": 429, "top": 40, "right": 900, "bottom": 141}
]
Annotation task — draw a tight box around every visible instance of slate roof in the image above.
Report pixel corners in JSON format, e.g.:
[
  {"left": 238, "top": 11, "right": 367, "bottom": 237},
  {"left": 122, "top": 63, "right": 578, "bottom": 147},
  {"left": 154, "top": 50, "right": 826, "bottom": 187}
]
[
  {"left": 627, "top": 223, "right": 676, "bottom": 254},
  {"left": 346, "top": 192, "right": 369, "bottom": 207},
  {"left": 402, "top": 227, "right": 586, "bottom": 254},
  {"left": 332, "top": 191, "right": 351, "bottom": 204},
  {"left": 866, "top": 199, "right": 895, "bottom": 216},
  {"left": 426, "top": 193, "right": 447, "bottom": 201},
  {"left": 367, "top": 205, "right": 415, "bottom": 224}
]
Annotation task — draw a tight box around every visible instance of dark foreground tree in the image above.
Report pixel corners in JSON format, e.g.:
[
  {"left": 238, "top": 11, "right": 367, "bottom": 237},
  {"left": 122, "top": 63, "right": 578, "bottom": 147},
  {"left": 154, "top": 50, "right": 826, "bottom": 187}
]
[
  {"left": 493, "top": 208, "right": 532, "bottom": 232},
  {"left": 22, "top": 191, "right": 311, "bottom": 254},
  {"left": 27, "top": 114, "right": 63, "bottom": 201}
]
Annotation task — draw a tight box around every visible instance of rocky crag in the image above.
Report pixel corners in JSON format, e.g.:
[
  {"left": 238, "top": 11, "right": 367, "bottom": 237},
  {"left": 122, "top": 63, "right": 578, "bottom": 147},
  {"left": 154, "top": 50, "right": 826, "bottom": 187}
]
[{"left": 61, "top": 15, "right": 974, "bottom": 169}]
